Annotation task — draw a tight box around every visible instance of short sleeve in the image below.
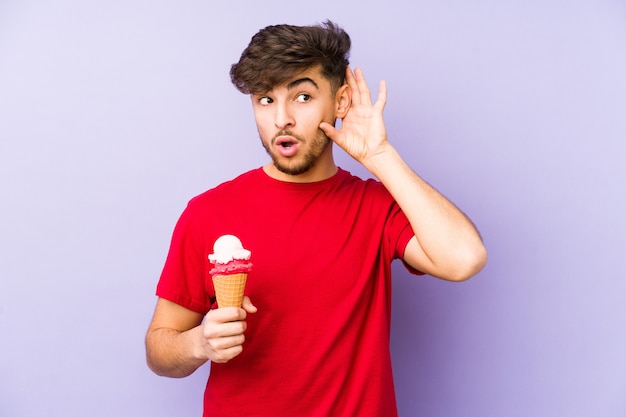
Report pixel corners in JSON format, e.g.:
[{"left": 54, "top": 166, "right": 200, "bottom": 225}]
[
  {"left": 385, "top": 203, "right": 425, "bottom": 276},
  {"left": 156, "top": 202, "right": 212, "bottom": 314}
]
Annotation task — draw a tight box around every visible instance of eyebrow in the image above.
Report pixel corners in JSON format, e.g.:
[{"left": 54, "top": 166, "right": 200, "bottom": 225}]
[{"left": 286, "top": 77, "right": 319, "bottom": 91}]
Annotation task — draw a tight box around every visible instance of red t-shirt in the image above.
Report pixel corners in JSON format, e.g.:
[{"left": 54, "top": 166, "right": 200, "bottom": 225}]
[{"left": 156, "top": 167, "right": 420, "bottom": 417}]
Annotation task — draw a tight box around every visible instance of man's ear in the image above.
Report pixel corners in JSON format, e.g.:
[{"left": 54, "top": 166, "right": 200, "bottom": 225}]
[{"left": 335, "top": 84, "right": 351, "bottom": 118}]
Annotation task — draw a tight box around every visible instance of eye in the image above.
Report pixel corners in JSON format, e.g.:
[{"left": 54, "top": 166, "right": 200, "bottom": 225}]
[
  {"left": 258, "top": 96, "right": 273, "bottom": 105},
  {"left": 295, "top": 93, "right": 311, "bottom": 103}
]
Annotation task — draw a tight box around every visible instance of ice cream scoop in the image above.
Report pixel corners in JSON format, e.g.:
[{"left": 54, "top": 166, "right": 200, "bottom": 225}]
[{"left": 209, "top": 234, "right": 252, "bottom": 264}]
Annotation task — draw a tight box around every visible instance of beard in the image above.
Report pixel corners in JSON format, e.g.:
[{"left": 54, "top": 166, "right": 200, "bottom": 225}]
[{"left": 261, "top": 128, "right": 331, "bottom": 176}]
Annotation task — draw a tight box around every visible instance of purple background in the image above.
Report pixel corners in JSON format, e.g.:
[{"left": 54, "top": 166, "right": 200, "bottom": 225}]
[{"left": 1, "top": 1, "right": 625, "bottom": 416}]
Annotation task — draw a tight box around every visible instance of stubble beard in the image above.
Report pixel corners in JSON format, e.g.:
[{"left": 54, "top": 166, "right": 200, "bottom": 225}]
[{"left": 261, "top": 129, "right": 331, "bottom": 176}]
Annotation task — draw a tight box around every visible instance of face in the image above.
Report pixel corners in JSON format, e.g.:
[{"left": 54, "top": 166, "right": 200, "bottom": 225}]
[{"left": 251, "top": 66, "right": 344, "bottom": 177}]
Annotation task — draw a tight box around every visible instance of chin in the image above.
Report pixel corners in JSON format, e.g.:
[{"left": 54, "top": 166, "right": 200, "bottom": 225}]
[{"left": 274, "top": 161, "right": 312, "bottom": 176}]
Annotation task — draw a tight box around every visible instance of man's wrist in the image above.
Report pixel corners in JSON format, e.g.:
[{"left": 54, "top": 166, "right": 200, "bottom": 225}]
[{"left": 362, "top": 143, "right": 401, "bottom": 178}]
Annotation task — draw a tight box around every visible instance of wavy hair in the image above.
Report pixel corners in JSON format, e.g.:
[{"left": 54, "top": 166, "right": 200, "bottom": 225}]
[{"left": 230, "top": 20, "right": 351, "bottom": 95}]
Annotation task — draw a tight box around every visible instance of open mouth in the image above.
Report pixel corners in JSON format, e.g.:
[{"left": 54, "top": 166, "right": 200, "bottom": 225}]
[
  {"left": 276, "top": 137, "right": 297, "bottom": 147},
  {"left": 275, "top": 136, "right": 299, "bottom": 156}
]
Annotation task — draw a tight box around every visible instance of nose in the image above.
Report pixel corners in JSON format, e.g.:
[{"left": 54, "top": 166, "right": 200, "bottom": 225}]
[{"left": 274, "top": 102, "right": 295, "bottom": 129}]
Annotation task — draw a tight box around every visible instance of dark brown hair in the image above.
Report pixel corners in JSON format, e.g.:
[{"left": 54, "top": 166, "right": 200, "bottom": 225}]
[{"left": 230, "top": 20, "right": 351, "bottom": 95}]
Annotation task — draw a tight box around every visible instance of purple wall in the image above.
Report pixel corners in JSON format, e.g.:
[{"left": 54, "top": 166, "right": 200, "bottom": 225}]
[{"left": 1, "top": 1, "right": 624, "bottom": 416}]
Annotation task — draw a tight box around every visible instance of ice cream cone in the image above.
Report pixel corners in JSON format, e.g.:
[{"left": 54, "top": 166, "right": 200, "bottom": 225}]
[{"left": 212, "top": 273, "right": 248, "bottom": 308}]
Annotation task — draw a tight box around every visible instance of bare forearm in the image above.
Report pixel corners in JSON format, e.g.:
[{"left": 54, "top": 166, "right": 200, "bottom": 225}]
[
  {"left": 145, "top": 326, "right": 207, "bottom": 378},
  {"left": 365, "top": 146, "right": 487, "bottom": 280}
]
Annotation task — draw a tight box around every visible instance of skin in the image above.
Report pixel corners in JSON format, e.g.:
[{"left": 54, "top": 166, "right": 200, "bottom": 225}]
[
  {"left": 253, "top": 66, "right": 350, "bottom": 181},
  {"left": 145, "top": 65, "right": 488, "bottom": 376}
]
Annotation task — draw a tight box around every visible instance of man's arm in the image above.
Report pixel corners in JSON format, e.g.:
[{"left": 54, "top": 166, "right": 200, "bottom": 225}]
[
  {"left": 145, "top": 297, "right": 256, "bottom": 377},
  {"left": 366, "top": 147, "right": 486, "bottom": 281},
  {"left": 321, "top": 67, "right": 487, "bottom": 281}
]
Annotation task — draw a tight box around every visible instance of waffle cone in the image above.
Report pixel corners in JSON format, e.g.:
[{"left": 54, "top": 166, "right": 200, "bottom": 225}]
[{"left": 212, "top": 273, "right": 248, "bottom": 308}]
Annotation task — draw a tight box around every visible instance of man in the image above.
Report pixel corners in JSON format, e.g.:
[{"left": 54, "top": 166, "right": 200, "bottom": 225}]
[{"left": 146, "top": 21, "right": 487, "bottom": 416}]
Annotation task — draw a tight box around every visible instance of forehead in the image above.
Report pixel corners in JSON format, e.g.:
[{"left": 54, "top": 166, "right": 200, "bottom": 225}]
[{"left": 269, "top": 66, "right": 330, "bottom": 93}]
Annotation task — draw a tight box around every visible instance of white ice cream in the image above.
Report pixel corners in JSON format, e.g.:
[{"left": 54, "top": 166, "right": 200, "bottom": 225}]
[{"left": 208, "top": 234, "right": 251, "bottom": 264}]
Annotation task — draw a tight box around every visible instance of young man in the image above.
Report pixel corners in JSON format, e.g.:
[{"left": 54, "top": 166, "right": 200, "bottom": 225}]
[{"left": 146, "top": 21, "right": 487, "bottom": 416}]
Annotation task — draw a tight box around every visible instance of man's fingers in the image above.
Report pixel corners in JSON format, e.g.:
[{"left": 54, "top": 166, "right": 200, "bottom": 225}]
[
  {"left": 209, "top": 341, "right": 245, "bottom": 363},
  {"left": 207, "top": 306, "right": 246, "bottom": 322},
  {"left": 376, "top": 80, "right": 387, "bottom": 109},
  {"left": 208, "top": 334, "right": 246, "bottom": 351},
  {"left": 354, "top": 68, "right": 372, "bottom": 105},
  {"left": 204, "top": 319, "right": 246, "bottom": 338},
  {"left": 319, "top": 121, "right": 338, "bottom": 138},
  {"left": 347, "top": 67, "right": 383, "bottom": 107},
  {"left": 346, "top": 66, "right": 361, "bottom": 105},
  {"left": 241, "top": 296, "right": 257, "bottom": 313}
]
